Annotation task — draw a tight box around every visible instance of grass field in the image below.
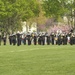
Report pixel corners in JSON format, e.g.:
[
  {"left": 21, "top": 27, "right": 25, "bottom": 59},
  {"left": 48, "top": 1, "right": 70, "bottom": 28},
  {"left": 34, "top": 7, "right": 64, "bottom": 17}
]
[{"left": 0, "top": 45, "right": 75, "bottom": 75}]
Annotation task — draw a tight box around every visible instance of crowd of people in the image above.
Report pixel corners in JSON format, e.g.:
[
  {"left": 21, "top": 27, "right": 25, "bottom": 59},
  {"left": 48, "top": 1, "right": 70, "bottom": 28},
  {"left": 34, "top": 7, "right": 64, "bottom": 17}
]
[{"left": 0, "top": 31, "right": 75, "bottom": 46}]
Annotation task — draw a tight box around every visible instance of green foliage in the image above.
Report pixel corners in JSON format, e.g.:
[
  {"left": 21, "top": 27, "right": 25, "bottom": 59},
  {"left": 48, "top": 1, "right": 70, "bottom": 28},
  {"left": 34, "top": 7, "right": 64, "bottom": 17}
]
[
  {"left": 42, "top": 0, "right": 61, "bottom": 17},
  {"left": 42, "top": 0, "right": 75, "bottom": 22},
  {"left": 0, "top": 0, "right": 40, "bottom": 32}
]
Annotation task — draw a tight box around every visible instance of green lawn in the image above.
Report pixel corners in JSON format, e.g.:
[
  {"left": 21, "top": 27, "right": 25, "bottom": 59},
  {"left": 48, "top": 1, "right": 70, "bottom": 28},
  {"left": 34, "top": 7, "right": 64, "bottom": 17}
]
[{"left": 0, "top": 45, "right": 75, "bottom": 75}]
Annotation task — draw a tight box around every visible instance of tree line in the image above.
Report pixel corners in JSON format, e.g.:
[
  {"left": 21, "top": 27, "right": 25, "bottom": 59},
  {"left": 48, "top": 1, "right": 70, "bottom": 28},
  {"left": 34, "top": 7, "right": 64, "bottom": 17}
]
[
  {"left": 0, "top": 0, "right": 40, "bottom": 33},
  {"left": 42, "top": 0, "right": 75, "bottom": 27},
  {"left": 0, "top": 0, "right": 75, "bottom": 33}
]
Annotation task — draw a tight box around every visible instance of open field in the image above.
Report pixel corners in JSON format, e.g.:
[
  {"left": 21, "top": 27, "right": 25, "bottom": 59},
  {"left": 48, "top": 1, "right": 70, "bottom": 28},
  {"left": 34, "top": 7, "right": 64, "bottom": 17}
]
[{"left": 0, "top": 45, "right": 75, "bottom": 75}]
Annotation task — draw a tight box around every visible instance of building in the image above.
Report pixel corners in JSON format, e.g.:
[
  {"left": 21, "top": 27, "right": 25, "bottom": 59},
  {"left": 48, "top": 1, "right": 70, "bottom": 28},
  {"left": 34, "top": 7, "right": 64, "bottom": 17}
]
[{"left": 22, "top": 21, "right": 37, "bottom": 33}]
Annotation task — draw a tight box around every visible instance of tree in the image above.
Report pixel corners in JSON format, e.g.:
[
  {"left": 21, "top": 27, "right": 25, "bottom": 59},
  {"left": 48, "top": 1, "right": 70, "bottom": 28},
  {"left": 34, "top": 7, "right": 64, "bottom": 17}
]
[
  {"left": 42, "top": 0, "right": 74, "bottom": 22},
  {"left": 42, "top": 0, "right": 62, "bottom": 18},
  {"left": 0, "top": 0, "right": 40, "bottom": 33}
]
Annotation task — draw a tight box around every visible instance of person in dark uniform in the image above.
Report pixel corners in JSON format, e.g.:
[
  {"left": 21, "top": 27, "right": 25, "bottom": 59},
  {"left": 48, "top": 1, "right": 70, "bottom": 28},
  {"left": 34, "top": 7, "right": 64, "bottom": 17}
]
[
  {"left": 38, "top": 34, "right": 42, "bottom": 45},
  {"left": 64, "top": 34, "right": 67, "bottom": 45},
  {"left": 9, "top": 33, "right": 13, "bottom": 45},
  {"left": 67, "top": 32, "right": 71, "bottom": 44},
  {"left": 62, "top": 34, "right": 65, "bottom": 45},
  {"left": 19, "top": 33, "right": 22, "bottom": 45},
  {"left": 58, "top": 34, "right": 62, "bottom": 45},
  {"left": 38, "top": 34, "right": 40, "bottom": 45},
  {"left": 0, "top": 32, "right": 2, "bottom": 45},
  {"left": 70, "top": 33, "right": 74, "bottom": 45},
  {"left": 27, "top": 32, "right": 31, "bottom": 45},
  {"left": 22, "top": 34, "right": 26, "bottom": 45},
  {"left": 3, "top": 32, "right": 7, "bottom": 45},
  {"left": 46, "top": 33, "right": 50, "bottom": 45},
  {"left": 33, "top": 33, "right": 37, "bottom": 45},
  {"left": 54, "top": 34, "right": 58, "bottom": 45},
  {"left": 41, "top": 33, "right": 45, "bottom": 45},
  {"left": 16, "top": 31, "right": 20, "bottom": 46},
  {"left": 12, "top": 33, "right": 16, "bottom": 45},
  {"left": 51, "top": 33, "right": 55, "bottom": 45}
]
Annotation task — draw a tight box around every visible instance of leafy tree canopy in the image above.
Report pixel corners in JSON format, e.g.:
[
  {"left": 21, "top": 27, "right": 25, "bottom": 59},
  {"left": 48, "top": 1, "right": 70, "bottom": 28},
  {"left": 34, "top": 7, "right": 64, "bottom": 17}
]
[{"left": 0, "top": 0, "right": 40, "bottom": 32}]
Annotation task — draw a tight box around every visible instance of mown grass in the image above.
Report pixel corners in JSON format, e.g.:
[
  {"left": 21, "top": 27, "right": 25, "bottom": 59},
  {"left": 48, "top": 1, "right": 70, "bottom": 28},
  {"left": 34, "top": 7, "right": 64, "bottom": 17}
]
[{"left": 0, "top": 45, "right": 75, "bottom": 75}]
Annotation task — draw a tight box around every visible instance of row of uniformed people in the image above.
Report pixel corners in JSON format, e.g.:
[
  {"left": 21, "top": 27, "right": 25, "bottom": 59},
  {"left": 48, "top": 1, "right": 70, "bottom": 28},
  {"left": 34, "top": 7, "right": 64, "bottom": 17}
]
[
  {"left": 0, "top": 32, "right": 51, "bottom": 45},
  {"left": 9, "top": 32, "right": 26, "bottom": 46},
  {"left": 0, "top": 32, "right": 75, "bottom": 46},
  {"left": 8, "top": 33, "right": 47, "bottom": 46},
  {"left": 51, "top": 32, "right": 75, "bottom": 45},
  {"left": 49, "top": 33, "right": 67, "bottom": 45},
  {"left": 7, "top": 32, "right": 75, "bottom": 45}
]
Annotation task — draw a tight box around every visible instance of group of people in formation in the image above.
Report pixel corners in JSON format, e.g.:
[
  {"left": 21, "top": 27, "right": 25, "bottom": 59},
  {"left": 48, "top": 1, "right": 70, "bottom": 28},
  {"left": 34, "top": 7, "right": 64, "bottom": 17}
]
[{"left": 0, "top": 31, "right": 75, "bottom": 46}]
